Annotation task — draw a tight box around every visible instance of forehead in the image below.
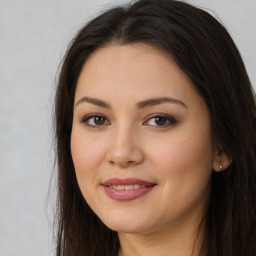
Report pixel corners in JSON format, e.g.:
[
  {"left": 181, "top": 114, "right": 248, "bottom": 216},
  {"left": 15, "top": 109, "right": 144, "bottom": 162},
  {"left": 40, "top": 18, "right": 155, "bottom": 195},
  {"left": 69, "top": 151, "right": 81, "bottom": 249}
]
[{"left": 75, "top": 43, "right": 199, "bottom": 106}]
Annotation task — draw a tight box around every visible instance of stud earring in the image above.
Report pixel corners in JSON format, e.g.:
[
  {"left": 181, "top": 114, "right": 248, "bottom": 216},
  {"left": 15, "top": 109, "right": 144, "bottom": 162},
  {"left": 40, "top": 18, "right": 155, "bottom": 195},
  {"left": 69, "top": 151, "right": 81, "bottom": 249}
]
[{"left": 219, "top": 165, "right": 223, "bottom": 170}]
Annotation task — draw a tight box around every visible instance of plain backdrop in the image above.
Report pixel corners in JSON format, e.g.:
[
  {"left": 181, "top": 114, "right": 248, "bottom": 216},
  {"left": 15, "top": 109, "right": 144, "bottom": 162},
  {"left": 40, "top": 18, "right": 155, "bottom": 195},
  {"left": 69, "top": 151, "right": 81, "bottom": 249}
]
[{"left": 0, "top": 0, "right": 255, "bottom": 255}]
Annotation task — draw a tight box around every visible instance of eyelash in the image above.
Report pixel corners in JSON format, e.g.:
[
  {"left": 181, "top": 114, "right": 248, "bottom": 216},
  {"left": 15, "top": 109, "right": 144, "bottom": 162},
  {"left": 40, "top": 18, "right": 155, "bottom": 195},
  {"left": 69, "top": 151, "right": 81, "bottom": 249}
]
[
  {"left": 143, "top": 114, "right": 177, "bottom": 127},
  {"left": 81, "top": 113, "right": 177, "bottom": 128},
  {"left": 81, "top": 113, "right": 110, "bottom": 128}
]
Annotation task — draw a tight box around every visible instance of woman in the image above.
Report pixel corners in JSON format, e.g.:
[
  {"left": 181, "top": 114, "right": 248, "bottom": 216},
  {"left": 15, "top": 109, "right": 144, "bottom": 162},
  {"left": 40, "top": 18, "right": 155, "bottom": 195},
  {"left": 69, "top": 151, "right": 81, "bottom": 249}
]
[{"left": 54, "top": 0, "right": 256, "bottom": 255}]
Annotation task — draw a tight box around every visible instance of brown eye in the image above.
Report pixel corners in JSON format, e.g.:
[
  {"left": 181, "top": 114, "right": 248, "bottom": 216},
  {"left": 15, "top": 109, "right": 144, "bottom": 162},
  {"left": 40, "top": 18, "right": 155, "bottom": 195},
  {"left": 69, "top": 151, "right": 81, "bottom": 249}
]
[
  {"left": 154, "top": 116, "right": 168, "bottom": 126},
  {"left": 82, "top": 114, "right": 110, "bottom": 127},
  {"left": 144, "top": 114, "right": 177, "bottom": 127},
  {"left": 94, "top": 116, "right": 105, "bottom": 125}
]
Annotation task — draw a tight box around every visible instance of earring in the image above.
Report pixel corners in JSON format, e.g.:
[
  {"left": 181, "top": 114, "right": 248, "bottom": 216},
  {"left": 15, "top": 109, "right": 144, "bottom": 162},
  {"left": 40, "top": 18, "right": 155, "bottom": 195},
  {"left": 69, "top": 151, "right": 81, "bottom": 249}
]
[{"left": 219, "top": 165, "right": 223, "bottom": 170}]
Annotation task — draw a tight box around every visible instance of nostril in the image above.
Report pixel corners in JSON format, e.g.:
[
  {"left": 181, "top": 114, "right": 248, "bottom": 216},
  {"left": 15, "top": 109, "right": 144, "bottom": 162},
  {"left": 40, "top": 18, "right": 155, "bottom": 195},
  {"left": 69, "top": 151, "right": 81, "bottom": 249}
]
[{"left": 105, "top": 142, "right": 144, "bottom": 167}]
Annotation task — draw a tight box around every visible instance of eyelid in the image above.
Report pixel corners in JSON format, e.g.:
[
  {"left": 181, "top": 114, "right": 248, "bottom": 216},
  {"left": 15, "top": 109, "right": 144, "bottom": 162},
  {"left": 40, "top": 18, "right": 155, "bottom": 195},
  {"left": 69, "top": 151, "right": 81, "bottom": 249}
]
[
  {"left": 80, "top": 112, "right": 177, "bottom": 128},
  {"left": 81, "top": 113, "right": 110, "bottom": 127},
  {"left": 143, "top": 113, "right": 177, "bottom": 127}
]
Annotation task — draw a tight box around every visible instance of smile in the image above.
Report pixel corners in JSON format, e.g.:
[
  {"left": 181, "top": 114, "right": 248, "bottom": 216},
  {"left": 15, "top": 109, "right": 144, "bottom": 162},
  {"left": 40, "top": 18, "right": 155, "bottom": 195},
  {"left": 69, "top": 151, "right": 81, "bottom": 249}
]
[
  {"left": 107, "top": 184, "right": 147, "bottom": 190},
  {"left": 102, "top": 178, "right": 156, "bottom": 201}
]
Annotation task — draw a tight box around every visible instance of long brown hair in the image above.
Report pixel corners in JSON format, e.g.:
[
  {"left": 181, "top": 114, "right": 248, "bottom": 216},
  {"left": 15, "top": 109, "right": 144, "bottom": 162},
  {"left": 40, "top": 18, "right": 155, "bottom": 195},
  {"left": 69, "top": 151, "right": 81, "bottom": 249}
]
[{"left": 54, "top": 0, "right": 256, "bottom": 255}]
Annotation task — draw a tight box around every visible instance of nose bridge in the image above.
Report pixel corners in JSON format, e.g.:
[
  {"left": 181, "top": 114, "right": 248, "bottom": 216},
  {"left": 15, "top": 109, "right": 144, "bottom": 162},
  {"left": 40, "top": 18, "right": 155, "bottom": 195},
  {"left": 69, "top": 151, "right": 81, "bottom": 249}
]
[
  {"left": 107, "top": 120, "right": 144, "bottom": 167},
  {"left": 112, "top": 121, "right": 136, "bottom": 155}
]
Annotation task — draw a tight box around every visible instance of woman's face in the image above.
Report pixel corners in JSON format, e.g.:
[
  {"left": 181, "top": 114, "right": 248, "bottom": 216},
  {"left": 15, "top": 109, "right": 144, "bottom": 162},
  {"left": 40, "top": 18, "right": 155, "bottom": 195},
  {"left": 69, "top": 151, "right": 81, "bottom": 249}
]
[{"left": 71, "top": 43, "right": 219, "bottom": 235}]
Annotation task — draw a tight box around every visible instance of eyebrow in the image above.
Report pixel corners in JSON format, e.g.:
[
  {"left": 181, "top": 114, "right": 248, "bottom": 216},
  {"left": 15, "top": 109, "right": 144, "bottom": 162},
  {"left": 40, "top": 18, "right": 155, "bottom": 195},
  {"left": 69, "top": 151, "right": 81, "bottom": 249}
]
[
  {"left": 76, "top": 97, "right": 111, "bottom": 108},
  {"left": 137, "top": 97, "right": 187, "bottom": 109},
  {"left": 76, "top": 96, "right": 187, "bottom": 109}
]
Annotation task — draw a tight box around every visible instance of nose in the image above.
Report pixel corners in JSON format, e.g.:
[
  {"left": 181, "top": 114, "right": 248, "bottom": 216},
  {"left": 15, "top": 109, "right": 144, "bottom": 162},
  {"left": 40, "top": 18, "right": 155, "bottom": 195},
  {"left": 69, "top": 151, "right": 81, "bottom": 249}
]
[{"left": 105, "top": 125, "right": 144, "bottom": 168}]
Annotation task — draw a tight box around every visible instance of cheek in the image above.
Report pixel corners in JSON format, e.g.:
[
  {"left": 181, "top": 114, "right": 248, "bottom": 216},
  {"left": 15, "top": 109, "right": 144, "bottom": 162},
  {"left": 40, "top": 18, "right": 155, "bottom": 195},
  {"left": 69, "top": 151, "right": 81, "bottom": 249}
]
[
  {"left": 71, "top": 126, "right": 106, "bottom": 167},
  {"left": 147, "top": 127, "right": 214, "bottom": 191},
  {"left": 70, "top": 129, "right": 106, "bottom": 191},
  {"left": 70, "top": 131, "right": 105, "bottom": 210},
  {"left": 146, "top": 134, "right": 214, "bottom": 222}
]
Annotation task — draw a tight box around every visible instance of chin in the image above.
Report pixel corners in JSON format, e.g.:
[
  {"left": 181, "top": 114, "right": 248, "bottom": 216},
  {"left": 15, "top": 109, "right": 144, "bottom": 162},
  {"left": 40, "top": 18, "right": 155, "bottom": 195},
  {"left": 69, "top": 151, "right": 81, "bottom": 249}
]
[
  {"left": 99, "top": 212, "right": 155, "bottom": 234},
  {"left": 107, "top": 222, "right": 148, "bottom": 234}
]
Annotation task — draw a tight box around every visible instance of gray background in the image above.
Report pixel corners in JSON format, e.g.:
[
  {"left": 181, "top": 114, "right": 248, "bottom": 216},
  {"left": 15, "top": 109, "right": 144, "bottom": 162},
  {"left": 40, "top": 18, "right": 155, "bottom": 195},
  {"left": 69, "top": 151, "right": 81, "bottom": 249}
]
[{"left": 0, "top": 0, "right": 255, "bottom": 255}]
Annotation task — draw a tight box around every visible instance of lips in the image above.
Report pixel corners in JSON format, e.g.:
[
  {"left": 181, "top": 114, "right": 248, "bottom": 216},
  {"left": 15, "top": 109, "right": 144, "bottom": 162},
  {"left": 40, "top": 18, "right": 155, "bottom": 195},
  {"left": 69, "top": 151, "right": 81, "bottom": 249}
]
[
  {"left": 108, "top": 184, "right": 147, "bottom": 190},
  {"left": 101, "top": 178, "right": 156, "bottom": 201}
]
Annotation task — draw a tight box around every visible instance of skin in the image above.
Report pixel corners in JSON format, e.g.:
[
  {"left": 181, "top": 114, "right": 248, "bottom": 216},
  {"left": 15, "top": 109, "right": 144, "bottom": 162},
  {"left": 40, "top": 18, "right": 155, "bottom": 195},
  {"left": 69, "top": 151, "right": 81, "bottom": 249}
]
[{"left": 71, "top": 43, "right": 229, "bottom": 256}]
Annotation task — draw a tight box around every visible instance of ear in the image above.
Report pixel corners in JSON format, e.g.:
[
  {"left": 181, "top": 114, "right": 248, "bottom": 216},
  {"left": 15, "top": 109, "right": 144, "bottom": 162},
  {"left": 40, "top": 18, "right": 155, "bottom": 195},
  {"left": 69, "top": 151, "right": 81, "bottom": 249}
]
[{"left": 212, "top": 148, "right": 232, "bottom": 172}]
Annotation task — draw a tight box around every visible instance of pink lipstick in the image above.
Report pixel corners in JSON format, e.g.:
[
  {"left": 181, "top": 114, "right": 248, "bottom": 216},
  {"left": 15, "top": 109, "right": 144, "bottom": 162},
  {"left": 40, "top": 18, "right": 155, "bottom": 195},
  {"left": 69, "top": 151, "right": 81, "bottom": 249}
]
[{"left": 102, "top": 178, "right": 156, "bottom": 201}]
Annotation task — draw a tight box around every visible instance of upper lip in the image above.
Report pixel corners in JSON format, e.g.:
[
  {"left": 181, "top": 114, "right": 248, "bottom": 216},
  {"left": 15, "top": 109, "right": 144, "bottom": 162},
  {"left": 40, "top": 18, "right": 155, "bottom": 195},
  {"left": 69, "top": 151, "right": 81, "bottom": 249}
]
[{"left": 102, "top": 178, "right": 156, "bottom": 187}]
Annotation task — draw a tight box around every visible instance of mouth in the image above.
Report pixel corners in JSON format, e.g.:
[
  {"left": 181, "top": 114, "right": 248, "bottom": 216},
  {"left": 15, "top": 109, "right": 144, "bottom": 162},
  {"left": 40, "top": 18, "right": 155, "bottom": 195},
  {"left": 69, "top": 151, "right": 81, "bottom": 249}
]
[
  {"left": 105, "top": 184, "right": 153, "bottom": 190},
  {"left": 101, "top": 178, "right": 157, "bottom": 201}
]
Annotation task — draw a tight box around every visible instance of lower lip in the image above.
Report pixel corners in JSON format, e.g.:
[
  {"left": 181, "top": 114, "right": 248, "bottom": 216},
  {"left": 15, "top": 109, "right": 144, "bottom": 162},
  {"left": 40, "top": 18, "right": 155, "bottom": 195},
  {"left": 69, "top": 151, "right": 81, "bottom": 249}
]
[{"left": 102, "top": 185, "right": 156, "bottom": 201}]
